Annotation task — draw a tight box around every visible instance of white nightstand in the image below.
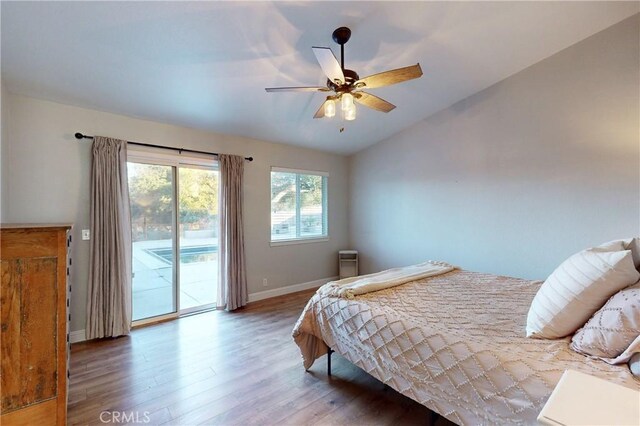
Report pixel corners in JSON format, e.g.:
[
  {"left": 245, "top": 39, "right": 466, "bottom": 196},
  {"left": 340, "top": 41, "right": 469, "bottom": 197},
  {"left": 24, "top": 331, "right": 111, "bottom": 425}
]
[{"left": 538, "top": 369, "right": 640, "bottom": 425}]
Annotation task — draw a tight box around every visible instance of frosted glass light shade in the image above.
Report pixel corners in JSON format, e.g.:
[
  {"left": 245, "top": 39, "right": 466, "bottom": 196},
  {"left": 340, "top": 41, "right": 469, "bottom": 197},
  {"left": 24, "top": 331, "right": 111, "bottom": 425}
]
[
  {"left": 341, "top": 93, "right": 354, "bottom": 111},
  {"left": 324, "top": 99, "right": 336, "bottom": 117},
  {"left": 344, "top": 104, "right": 356, "bottom": 121}
]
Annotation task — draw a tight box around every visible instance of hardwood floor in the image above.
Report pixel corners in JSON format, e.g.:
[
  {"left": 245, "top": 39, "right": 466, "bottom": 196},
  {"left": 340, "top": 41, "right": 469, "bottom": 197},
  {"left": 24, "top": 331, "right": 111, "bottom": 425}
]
[{"left": 69, "top": 290, "right": 452, "bottom": 426}]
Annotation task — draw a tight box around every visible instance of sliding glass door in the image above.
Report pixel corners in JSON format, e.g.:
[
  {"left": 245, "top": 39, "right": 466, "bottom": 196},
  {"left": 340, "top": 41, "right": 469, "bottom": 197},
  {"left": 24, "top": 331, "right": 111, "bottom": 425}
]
[
  {"left": 128, "top": 154, "right": 218, "bottom": 323},
  {"left": 129, "top": 162, "right": 177, "bottom": 321},
  {"left": 178, "top": 167, "right": 218, "bottom": 313}
]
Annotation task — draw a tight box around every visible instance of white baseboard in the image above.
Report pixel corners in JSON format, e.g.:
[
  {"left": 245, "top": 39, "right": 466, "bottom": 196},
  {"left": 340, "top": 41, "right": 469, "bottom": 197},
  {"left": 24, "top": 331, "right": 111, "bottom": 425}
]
[
  {"left": 247, "top": 276, "right": 337, "bottom": 303},
  {"left": 69, "top": 276, "right": 336, "bottom": 344},
  {"left": 69, "top": 329, "right": 87, "bottom": 344}
]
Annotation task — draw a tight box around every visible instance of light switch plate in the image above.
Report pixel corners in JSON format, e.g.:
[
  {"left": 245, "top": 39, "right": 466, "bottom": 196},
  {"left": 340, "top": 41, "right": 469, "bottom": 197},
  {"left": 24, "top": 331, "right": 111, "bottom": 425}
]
[{"left": 82, "top": 229, "right": 90, "bottom": 240}]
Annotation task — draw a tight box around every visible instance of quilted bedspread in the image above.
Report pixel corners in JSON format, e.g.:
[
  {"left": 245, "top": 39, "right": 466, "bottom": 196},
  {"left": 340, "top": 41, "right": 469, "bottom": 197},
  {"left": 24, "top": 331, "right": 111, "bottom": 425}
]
[{"left": 292, "top": 269, "right": 640, "bottom": 425}]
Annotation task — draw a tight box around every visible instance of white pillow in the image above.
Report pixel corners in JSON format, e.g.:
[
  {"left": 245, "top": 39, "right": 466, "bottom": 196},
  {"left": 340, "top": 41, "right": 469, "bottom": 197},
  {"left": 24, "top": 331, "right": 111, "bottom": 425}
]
[
  {"left": 595, "top": 239, "right": 627, "bottom": 251},
  {"left": 629, "top": 238, "right": 640, "bottom": 270},
  {"left": 599, "top": 238, "right": 640, "bottom": 270},
  {"left": 526, "top": 247, "right": 639, "bottom": 339}
]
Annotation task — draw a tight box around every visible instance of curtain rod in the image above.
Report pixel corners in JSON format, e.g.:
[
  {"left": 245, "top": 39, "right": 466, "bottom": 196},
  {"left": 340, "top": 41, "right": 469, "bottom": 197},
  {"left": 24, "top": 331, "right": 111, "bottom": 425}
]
[{"left": 74, "top": 133, "right": 253, "bottom": 162}]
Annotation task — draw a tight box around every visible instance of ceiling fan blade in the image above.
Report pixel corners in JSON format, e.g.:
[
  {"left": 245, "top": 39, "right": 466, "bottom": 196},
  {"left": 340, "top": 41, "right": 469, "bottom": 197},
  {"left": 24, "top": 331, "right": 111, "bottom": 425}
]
[
  {"left": 354, "top": 92, "right": 396, "bottom": 113},
  {"left": 355, "top": 63, "right": 423, "bottom": 89},
  {"left": 265, "top": 86, "right": 330, "bottom": 93},
  {"left": 313, "top": 100, "right": 326, "bottom": 119},
  {"left": 312, "top": 47, "right": 345, "bottom": 85}
]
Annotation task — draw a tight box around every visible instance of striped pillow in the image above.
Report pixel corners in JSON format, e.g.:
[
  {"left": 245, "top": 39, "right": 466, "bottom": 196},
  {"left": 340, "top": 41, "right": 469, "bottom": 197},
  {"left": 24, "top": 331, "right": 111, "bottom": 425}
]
[{"left": 526, "top": 247, "right": 639, "bottom": 339}]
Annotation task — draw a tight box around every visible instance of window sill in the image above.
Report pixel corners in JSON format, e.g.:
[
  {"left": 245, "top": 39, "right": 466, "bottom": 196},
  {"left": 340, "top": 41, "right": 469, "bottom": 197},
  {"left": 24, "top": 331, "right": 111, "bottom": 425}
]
[{"left": 270, "top": 237, "right": 329, "bottom": 247}]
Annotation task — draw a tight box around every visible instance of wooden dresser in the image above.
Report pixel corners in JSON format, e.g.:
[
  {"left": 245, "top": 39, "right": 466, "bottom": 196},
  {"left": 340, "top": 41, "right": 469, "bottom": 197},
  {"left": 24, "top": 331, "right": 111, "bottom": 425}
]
[{"left": 1, "top": 224, "right": 72, "bottom": 426}]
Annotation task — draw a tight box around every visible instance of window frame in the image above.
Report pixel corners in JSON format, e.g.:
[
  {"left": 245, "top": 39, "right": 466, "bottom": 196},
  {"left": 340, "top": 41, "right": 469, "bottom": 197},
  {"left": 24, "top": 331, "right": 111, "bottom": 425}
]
[{"left": 269, "top": 166, "right": 329, "bottom": 246}]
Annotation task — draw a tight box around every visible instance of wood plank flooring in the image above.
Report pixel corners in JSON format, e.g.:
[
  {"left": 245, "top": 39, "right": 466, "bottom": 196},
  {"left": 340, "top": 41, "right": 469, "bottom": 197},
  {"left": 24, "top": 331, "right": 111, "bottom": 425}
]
[{"left": 69, "top": 290, "right": 453, "bottom": 426}]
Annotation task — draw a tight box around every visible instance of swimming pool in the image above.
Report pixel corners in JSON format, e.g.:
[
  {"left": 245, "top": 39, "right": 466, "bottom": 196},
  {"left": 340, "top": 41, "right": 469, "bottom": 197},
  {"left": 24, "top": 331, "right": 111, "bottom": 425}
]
[{"left": 147, "top": 245, "right": 217, "bottom": 264}]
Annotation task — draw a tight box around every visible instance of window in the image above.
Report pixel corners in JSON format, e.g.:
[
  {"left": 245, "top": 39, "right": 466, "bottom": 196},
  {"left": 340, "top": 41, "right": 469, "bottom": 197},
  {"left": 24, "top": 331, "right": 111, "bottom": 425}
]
[{"left": 271, "top": 167, "right": 328, "bottom": 243}]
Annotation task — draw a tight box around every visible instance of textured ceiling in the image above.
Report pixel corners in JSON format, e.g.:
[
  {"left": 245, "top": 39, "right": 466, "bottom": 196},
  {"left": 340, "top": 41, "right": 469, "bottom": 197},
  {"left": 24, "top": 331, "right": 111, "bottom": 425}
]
[{"left": 2, "top": 1, "right": 638, "bottom": 154}]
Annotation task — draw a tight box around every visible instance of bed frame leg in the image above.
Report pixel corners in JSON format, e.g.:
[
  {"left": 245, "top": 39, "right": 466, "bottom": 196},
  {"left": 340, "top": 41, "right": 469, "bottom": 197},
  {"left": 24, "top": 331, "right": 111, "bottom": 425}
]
[
  {"left": 430, "top": 409, "right": 440, "bottom": 425},
  {"left": 327, "top": 348, "right": 334, "bottom": 376}
]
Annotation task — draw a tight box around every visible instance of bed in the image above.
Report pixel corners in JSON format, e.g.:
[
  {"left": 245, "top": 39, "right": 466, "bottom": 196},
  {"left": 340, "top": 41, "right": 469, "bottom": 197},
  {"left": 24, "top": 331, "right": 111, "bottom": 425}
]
[{"left": 292, "top": 269, "right": 640, "bottom": 425}]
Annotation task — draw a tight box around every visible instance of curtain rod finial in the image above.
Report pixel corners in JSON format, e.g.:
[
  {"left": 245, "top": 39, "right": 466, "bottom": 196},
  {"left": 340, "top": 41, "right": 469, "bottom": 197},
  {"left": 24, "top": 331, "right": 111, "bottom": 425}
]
[{"left": 75, "top": 132, "right": 84, "bottom": 139}]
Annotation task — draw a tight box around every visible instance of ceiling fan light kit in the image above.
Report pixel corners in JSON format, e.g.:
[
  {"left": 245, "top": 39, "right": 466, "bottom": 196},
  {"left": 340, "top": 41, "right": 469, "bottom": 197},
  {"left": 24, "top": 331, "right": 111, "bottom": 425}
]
[
  {"left": 344, "top": 104, "right": 356, "bottom": 121},
  {"left": 341, "top": 92, "right": 354, "bottom": 110},
  {"left": 265, "top": 26, "right": 423, "bottom": 124},
  {"left": 324, "top": 97, "right": 336, "bottom": 117}
]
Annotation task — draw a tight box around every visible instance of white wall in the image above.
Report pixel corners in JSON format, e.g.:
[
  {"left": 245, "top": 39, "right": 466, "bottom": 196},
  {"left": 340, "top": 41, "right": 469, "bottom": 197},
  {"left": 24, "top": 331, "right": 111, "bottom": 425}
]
[
  {"left": 1, "top": 93, "right": 349, "bottom": 332},
  {"left": 349, "top": 14, "right": 640, "bottom": 280},
  {"left": 1, "top": 80, "right": 8, "bottom": 221}
]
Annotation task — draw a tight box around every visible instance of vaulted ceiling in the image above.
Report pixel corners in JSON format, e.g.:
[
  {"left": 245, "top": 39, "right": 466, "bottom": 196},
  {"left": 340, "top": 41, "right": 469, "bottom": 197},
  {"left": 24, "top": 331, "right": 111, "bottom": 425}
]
[{"left": 2, "top": 2, "right": 637, "bottom": 154}]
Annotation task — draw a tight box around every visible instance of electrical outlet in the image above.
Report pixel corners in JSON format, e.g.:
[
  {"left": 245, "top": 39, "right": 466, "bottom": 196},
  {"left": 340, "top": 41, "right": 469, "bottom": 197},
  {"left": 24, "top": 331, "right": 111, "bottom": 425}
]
[
  {"left": 262, "top": 278, "right": 268, "bottom": 287},
  {"left": 82, "top": 229, "right": 90, "bottom": 240}
]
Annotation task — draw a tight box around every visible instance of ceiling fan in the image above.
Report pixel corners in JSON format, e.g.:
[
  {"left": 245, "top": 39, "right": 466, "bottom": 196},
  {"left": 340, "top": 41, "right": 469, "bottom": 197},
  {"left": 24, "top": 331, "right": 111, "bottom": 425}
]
[{"left": 265, "top": 27, "right": 423, "bottom": 121}]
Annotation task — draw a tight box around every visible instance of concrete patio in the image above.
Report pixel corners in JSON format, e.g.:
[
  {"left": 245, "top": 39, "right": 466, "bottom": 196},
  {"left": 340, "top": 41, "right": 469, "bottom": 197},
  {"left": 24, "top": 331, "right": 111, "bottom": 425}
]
[{"left": 132, "top": 236, "right": 217, "bottom": 321}]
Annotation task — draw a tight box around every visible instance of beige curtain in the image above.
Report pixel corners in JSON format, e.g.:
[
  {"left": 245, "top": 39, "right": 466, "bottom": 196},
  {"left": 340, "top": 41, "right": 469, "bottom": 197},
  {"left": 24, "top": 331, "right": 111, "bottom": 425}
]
[
  {"left": 217, "top": 154, "right": 248, "bottom": 311},
  {"left": 86, "top": 136, "right": 132, "bottom": 339}
]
